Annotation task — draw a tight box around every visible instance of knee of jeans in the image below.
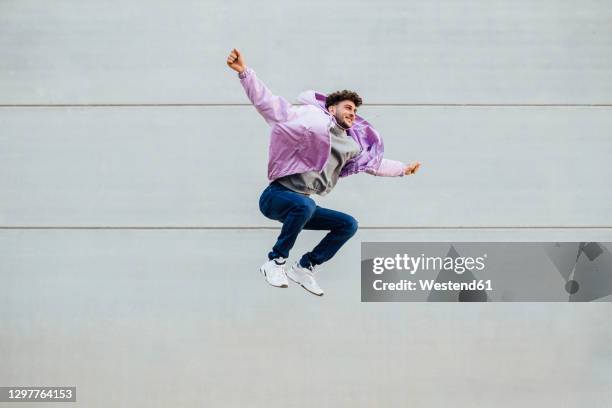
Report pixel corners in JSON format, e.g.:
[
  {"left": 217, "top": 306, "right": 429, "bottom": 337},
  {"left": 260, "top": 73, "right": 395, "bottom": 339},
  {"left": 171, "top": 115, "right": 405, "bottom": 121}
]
[{"left": 345, "top": 216, "right": 359, "bottom": 236}]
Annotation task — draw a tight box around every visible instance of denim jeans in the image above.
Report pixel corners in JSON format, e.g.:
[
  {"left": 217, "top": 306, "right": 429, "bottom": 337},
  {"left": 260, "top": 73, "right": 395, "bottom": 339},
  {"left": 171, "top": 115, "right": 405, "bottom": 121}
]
[{"left": 259, "top": 181, "right": 358, "bottom": 268}]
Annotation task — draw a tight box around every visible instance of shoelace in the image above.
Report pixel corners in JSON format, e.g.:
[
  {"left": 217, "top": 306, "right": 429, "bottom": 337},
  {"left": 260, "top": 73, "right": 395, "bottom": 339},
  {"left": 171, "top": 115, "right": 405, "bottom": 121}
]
[{"left": 305, "top": 265, "right": 319, "bottom": 280}]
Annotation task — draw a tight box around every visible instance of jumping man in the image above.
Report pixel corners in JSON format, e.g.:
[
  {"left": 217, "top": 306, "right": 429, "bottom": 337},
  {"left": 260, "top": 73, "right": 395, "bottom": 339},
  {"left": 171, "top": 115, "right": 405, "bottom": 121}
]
[{"left": 227, "top": 48, "right": 421, "bottom": 296}]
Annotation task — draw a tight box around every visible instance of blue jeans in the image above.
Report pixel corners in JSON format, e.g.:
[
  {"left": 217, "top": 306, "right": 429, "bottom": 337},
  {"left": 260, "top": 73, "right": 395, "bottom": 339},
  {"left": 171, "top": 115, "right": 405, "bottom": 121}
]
[{"left": 259, "top": 181, "right": 358, "bottom": 268}]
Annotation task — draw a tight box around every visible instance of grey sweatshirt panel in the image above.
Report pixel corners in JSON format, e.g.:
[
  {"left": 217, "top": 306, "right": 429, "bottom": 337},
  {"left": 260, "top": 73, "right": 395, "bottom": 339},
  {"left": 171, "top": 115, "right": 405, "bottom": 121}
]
[{"left": 276, "top": 123, "right": 361, "bottom": 196}]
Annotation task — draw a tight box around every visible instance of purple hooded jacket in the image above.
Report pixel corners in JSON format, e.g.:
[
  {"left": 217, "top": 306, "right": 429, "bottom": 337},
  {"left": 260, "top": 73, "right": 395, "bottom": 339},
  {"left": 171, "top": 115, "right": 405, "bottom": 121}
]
[{"left": 238, "top": 67, "right": 405, "bottom": 181}]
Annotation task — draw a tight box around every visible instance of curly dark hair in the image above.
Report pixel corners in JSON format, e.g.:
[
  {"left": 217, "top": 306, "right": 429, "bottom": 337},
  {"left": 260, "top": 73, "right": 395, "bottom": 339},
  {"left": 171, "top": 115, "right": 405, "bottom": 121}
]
[{"left": 325, "top": 89, "right": 363, "bottom": 109}]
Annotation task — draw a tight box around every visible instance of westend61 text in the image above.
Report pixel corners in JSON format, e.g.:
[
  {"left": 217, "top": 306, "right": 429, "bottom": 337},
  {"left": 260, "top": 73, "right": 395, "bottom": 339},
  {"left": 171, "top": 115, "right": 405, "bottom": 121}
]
[{"left": 373, "top": 279, "right": 493, "bottom": 291}]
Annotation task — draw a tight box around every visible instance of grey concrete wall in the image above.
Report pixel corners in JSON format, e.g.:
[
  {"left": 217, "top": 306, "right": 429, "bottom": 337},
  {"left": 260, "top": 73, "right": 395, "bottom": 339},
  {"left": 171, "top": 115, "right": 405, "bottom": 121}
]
[{"left": 1, "top": 1, "right": 611, "bottom": 407}]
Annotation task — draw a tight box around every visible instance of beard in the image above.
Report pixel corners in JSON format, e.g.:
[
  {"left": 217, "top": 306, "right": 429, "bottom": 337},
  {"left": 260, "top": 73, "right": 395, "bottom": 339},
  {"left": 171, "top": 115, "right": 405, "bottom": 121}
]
[{"left": 335, "top": 113, "right": 352, "bottom": 129}]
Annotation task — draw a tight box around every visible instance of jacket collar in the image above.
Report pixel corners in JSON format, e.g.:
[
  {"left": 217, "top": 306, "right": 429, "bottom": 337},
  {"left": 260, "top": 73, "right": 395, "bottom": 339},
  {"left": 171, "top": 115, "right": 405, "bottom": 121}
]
[{"left": 297, "top": 90, "right": 328, "bottom": 112}]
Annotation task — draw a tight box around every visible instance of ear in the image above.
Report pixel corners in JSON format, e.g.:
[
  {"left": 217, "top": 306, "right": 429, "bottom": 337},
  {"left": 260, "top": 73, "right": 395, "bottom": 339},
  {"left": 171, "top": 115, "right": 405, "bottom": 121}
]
[{"left": 328, "top": 105, "right": 336, "bottom": 115}]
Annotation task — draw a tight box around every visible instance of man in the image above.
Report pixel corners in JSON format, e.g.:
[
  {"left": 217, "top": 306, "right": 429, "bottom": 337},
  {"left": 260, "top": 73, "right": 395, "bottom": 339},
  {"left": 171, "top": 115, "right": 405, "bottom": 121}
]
[{"left": 226, "top": 48, "right": 421, "bottom": 296}]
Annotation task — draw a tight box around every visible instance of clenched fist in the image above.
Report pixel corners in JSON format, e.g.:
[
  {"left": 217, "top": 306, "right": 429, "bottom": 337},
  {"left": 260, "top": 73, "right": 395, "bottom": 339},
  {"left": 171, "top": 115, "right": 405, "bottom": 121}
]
[
  {"left": 404, "top": 162, "right": 421, "bottom": 176},
  {"left": 226, "top": 48, "right": 246, "bottom": 73}
]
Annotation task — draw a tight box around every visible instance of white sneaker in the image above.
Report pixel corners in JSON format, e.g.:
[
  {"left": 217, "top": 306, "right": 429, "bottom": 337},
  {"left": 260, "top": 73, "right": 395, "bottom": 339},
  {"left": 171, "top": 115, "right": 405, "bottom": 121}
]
[
  {"left": 259, "top": 258, "right": 289, "bottom": 288},
  {"left": 287, "top": 262, "right": 324, "bottom": 296}
]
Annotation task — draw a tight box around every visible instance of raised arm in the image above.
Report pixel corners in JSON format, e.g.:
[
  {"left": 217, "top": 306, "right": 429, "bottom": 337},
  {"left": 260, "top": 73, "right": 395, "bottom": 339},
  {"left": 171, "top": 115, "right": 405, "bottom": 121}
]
[
  {"left": 226, "top": 48, "right": 294, "bottom": 126},
  {"left": 367, "top": 159, "right": 421, "bottom": 177}
]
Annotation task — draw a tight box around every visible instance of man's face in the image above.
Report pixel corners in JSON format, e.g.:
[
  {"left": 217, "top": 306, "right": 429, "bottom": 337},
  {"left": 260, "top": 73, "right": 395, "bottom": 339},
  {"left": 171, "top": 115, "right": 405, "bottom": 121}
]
[{"left": 328, "top": 100, "right": 357, "bottom": 129}]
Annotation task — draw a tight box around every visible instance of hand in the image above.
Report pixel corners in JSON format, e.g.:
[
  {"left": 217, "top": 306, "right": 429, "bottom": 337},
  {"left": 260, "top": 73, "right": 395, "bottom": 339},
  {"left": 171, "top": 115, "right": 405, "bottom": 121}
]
[
  {"left": 226, "top": 48, "right": 246, "bottom": 73},
  {"left": 404, "top": 161, "right": 421, "bottom": 176}
]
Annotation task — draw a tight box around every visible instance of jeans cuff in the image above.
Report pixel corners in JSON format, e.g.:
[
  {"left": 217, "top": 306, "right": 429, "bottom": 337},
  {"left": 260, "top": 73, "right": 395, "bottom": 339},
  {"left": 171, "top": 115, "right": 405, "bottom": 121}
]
[{"left": 299, "top": 255, "right": 314, "bottom": 269}]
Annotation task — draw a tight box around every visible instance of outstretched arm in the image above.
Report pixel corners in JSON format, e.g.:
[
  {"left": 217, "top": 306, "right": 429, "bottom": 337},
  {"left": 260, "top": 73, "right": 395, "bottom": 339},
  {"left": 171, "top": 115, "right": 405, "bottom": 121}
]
[
  {"left": 226, "top": 48, "right": 295, "bottom": 126},
  {"left": 367, "top": 159, "right": 421, "bottom": 177}
]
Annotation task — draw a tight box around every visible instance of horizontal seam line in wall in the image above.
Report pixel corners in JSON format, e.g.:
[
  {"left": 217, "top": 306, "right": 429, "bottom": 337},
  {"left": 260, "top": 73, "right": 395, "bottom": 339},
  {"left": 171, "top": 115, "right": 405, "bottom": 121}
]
[
  {"left": 1, "top": 103, "right": 612, "bottom": 108},
  {"left": 1, "top": 226, "right": 612, "bottom": 230}
]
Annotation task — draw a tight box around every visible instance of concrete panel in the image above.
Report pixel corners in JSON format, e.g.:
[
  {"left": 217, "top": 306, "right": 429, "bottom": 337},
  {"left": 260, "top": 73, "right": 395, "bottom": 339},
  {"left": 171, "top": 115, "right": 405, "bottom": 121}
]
[
  {"left": 1, "top": 229, "right": 611, "bottom": 407},
  {"left": 1, "top": 0, "right": 611, "bottom": 104},
  {"left": 2, "top": 106, "right": 611, "bottom": 227}
]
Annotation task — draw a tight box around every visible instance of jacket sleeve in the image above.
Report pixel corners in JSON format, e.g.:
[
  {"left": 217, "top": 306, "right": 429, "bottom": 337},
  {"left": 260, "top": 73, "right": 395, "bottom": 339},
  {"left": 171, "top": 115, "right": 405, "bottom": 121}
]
[
  {"left": 238, "top": 67, "right": 295, "bottom": 126},
  {"left": 366, "top": 158, "right": 406, "bottom": 177}
]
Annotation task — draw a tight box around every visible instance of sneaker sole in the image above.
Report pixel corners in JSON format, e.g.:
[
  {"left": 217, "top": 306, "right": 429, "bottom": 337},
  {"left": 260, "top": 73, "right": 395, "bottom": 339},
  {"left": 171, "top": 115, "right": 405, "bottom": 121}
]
[
  {"left": 260, "top": 267, "right": 288, "bottom": 288},
  {"left": 287, "top": 274, "right": 324, "bottom": 297}
]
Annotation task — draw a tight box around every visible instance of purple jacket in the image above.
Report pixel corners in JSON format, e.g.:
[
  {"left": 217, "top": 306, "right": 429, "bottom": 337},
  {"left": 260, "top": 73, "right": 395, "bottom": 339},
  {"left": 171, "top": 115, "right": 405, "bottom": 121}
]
[{"left": 239, "top": 67, "right": 405, "bottom": 181}]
